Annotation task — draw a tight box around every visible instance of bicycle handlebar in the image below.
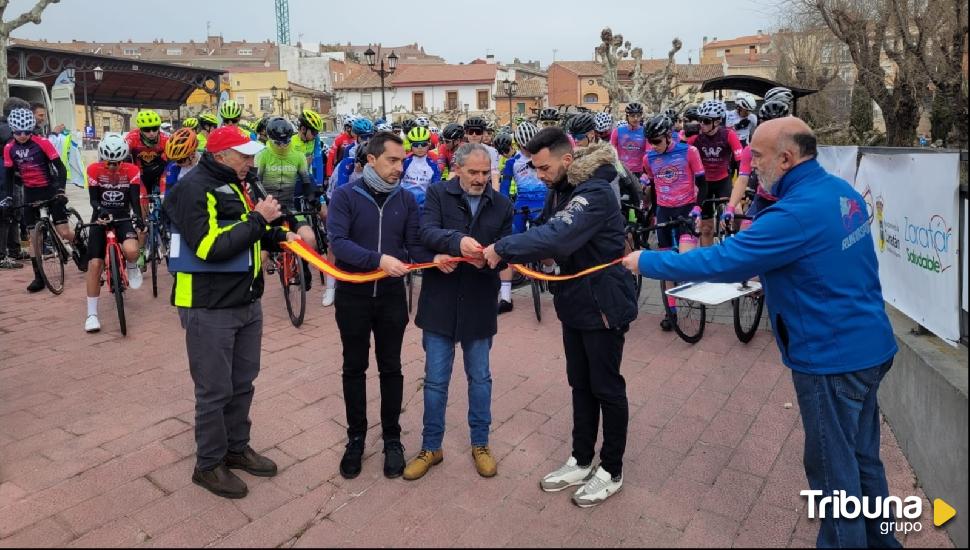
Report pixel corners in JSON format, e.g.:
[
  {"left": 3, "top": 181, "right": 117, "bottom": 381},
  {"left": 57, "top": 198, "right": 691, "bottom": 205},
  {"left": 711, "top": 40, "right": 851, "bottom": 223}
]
[{"left": 79, "top": 217, "right": 134, "bottom": 229}]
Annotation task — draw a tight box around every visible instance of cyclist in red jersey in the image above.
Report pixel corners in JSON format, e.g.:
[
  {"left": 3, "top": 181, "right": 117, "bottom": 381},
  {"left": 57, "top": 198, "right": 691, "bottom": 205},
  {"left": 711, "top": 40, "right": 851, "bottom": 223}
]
[
  {"left": 83, "top": 135, "right": 146, "bottom": 332},
  {"left": 126, "top": 110, "right": 169, "bottom": 208},
  {"left": 327, "top": 117, "right": 356, "bottom": 178},
  {"left": 686, "top": 99, "right": 743, "bottom": 246},
  {"left": 435, "top": 123, "right": 464, "bottom": 178}
]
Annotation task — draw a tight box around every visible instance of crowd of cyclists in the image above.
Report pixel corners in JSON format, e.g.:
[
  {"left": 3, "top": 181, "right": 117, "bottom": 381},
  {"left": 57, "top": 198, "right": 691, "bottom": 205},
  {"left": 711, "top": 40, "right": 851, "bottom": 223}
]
[{"left": 0, "top": 85, "right": 799, "bottom": 334}]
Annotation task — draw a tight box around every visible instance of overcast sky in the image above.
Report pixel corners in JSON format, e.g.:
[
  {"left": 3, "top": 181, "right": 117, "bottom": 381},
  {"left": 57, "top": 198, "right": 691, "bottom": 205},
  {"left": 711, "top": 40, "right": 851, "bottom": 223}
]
[{"left": 10, "top": 0, "right": 777, "bottom": 67}]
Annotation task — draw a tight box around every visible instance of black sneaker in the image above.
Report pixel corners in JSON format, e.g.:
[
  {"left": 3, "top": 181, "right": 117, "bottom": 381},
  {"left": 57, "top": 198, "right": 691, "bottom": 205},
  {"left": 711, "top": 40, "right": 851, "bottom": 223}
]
[
  {"left": 383, "top": 440, "right": 405, "bottom": 479},
  {"left": 340, "top": 437, "right": 365, "bottom": 479},
  {"left": 225, "top": 445, "right": 278, "bottom": 477},
  {"left": 192, "top": 463, "right": 248, "bottom": 499},
  {"left": 660, "top": 316, "right": 674, "bottom": 332},
  {"left": 27, "top": 278, "right": 45, "bottom": 293},
  {"left": 498, "top": 299, "right": 513, "bottom": 314}
]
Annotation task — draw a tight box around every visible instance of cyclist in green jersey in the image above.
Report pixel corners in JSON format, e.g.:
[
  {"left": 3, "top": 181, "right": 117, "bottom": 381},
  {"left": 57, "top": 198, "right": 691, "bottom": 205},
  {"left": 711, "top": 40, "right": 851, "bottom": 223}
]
[{"left": 256, "top": 118, "right": 319, "bottom": 252}]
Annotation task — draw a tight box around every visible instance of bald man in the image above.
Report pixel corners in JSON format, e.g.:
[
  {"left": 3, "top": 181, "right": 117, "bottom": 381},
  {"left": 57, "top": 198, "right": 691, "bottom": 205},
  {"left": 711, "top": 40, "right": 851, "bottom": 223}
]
[{"left": 625, "top": 117, "right": 901, "bottom": 548}]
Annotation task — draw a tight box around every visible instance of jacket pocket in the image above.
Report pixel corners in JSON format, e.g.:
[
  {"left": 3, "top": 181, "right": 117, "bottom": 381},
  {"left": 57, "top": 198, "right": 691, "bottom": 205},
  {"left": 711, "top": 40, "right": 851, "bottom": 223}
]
[
  {"left": 590, "top": 269, "right": 638, "bottom": 329},
  {"left": 832, "top": 364, "right": 885, "bottom": 402}
]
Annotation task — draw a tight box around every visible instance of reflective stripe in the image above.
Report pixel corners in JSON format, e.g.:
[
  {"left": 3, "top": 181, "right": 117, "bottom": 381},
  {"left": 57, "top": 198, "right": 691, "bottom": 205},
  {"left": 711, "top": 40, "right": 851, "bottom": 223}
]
[
  {"left": 196, "top": 192, "right": 242, "bottom": 260},
  {"left": 174, "top": 272, "right": 193, "bottom": 307}
]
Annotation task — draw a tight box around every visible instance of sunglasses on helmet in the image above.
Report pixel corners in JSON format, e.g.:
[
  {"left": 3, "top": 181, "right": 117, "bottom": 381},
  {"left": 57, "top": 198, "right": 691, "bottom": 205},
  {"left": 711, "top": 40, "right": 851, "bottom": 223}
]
[
  {"left": 13, "top": 130, "right": 31, "bottom": 136},
  {"left": 142, "top": 126, "right": 160, "bottom": 132},
  {"left": 411, "top": 141, "right": 430, "bottom": 148},
  {"left": 699, "top": 117, "right": 715, "bottom": 125}
]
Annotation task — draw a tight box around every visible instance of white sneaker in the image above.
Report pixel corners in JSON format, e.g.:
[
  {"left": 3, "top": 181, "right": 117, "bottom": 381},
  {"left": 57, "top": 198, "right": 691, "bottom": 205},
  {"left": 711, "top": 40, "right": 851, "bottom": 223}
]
[
  {"left": 571, "top": 466, "right": 623, "bottom": 508},
  {"left": 322, "top": 287, "right": 335, "bottom": 307},
  {"left": 84, "top": 314, "right": 101, "bottom": 333},
  {"left": 127, "top": 265, "right": 143, "bottom": 289},
  {"left": 539, "top": 456, "right": 593, "bottom": 492}
]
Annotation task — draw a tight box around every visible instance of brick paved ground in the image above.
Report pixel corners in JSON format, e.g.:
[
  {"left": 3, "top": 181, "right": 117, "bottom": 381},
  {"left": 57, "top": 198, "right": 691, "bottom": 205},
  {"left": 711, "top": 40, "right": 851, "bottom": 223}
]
[{"left": 0, "top": 200, "right": 955, "bottom": 547}]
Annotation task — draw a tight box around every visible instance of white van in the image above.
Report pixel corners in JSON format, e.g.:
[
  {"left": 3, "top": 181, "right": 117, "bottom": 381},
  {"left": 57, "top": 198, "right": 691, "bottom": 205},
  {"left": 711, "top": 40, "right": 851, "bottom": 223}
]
[{"left": 7, "top": 78, "right": 74, "bottom": 133}]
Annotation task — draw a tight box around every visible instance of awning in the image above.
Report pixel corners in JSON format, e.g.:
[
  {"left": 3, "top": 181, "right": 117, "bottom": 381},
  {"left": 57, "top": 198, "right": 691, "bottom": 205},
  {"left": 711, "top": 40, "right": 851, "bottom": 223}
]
[{"left": 701, "top": 75, "right": 817, "bottom": 99}]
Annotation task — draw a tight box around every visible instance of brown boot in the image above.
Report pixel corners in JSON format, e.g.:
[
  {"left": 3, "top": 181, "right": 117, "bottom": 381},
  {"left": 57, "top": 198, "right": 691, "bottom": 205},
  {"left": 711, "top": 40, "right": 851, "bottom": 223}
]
[
  {"left": 472, "top": 446, "right": 497, "bottom": 478},
  {"left": 403, "top": 449, "right": 443, "bottom": 481}
]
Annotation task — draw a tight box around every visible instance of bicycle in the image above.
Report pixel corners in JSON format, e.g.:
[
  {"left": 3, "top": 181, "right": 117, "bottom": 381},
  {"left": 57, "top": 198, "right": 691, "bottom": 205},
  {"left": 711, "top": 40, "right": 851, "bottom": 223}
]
[
  {"left": 65, "top": 207, "right": 88, "bottom": 272},
  {"left": 267, "top": 224, "right": 307, "bottom": 328},
  {"left": 513, "top": 206, "right": 547, "bottom": 322},
  {"left": 621, "top": 201, "right": 651, "bottom": 300},
  {"left": 143, "top": 193, "right": 170, "bottom": 298},
  {"left": 23, "top": 196, "right": 76, "bottom": 295},
  {"left": 78, "top": 217, "right": 133, "bottom": 336},
  {"left": 721, "top": 211, "right": 766, "bottom": 343}
]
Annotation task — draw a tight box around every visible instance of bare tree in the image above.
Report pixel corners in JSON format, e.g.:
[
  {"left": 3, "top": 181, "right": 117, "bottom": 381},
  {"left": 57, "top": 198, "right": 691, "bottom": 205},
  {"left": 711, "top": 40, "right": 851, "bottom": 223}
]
[
  {"left": 0, "top": 0, "right": 61, "bottom": 104},
  {"left": 595, "top": 30, "right": 697, "bottom": 114},
  {"left": 595, "top": 28, "right": 630, "bottom": 114},
  {"left": 772, "top": 22, "right": 846, "bottom": 130}
]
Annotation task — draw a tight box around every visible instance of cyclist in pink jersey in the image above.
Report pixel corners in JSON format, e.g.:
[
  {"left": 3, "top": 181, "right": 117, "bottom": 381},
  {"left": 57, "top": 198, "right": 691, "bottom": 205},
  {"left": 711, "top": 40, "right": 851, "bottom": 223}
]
[
  {"left": 686, "top": 99, "right": 743, "bottom": 246},
  {"left": 610, "top": 102, "right": 646, "bottom": 176},
  {"left": 725, "top": 99, "right": 792, "bottom": 226}
]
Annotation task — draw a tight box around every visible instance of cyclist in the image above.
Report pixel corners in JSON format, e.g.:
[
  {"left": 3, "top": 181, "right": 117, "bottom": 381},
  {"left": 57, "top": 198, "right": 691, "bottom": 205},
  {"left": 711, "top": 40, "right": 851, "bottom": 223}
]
[
  {"left": 611, "top": 102, "right": 647, "bottom": 178},
  {"left": 182, "top": 117, "right": 198, "bottom": 131},
  {"left": 163, "top": 128, "right": 200, "bottom": 192},
  {"left": 84, "top": 135, "right": 146, "bottom": 332},
  {"left": 2, "top": 108, "right": 73, "bottom": 292},
  {"left": 641, "top": 114, "right": 706, "bottom": 331},
  {"left": 463, "top": 116, "right": 499, "bottom": 190},
  {"left": 435, "top": 123, "right": 464, "bottom": 180},
  {"left": 125, "top": 109, "right": 169, "bottom": 203},
  {"left": 291, "top": 109, "right": 326, "bottom": 192},
  {"left": 725, "top": 99, "right": 791, "bottom": 223},
  {"left": 567, "top": 112, "right": 598, "bottom": 146},
  {"left": 764, "top": 86, "right": 795, "bottom": 106},
  {"left": 330, "top": 117, "right": 375, "bottom": 193},
  {"left": 254, "top": 117, "right": 270, "bottom": 144},
  {"left": 493, "top": 131, "right": 515, "bottom": 192},
  {"left": 327, "top": 115, "right": 356, "bottom": 178},
  {"left": 195, "top": 113, "right": 219, "bottom": 152},
  {"left": 415, "top": 116, "right": 439, "bottom": 148},
  {"left": 682, "top": 105, "right": 701, "bottom": 139},
  {"left": 484, "top": 120, "right": 497, "bottom": 146},
  {"left": 686, "top": 99, "right": 743, "bottom": 246},
  {"left": 662, "top": 108, "right": 683, "bottom": 145},
  {"left": 401, "top": 126, "right": 442, "bottom": 214},
  {"left": 727, "top": 96, "right": 758, "bottom": 147},
  {"left": 594, "top": 111, "right": 614, "bottom": 142},
  {"left": 219, "top": 100, "right": 245, "bottom": 134},
  {"left": 536, "top": 107, "right": 559, "bottom": 129}
]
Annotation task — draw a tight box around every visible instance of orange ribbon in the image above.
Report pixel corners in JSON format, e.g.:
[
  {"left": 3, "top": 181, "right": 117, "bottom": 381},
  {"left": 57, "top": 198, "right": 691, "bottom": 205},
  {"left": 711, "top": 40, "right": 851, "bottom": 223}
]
[{"left": 282, "top": 240, "right": 622, "bottom": 283}]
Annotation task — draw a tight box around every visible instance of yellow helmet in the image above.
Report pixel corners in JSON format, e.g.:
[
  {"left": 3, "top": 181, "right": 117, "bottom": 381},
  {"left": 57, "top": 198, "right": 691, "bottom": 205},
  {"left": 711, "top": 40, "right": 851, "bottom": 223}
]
[
  {"left": 220, "top": 99, "right": 242, "bottom": 120},
  {"left": 298, "top": 109, "right": 323, "bottom": 132},
  {"left": 407, "top": 126, "right": 431, "bottom": 143},
  {"left": 182, "top": 117, "right": 198, "bottom": 129},
  {"left": 198, "top": 113, "right": 219, "bottom": 127},
  {"left": 135, "top": 110, "right": 162, "bottom": 129}
]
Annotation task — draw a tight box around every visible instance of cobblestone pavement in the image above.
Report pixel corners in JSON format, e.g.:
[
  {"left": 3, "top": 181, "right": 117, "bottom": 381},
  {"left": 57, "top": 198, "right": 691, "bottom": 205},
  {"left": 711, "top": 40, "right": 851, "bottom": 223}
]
[{"left": 0, "top": 191, "right": 953, "bottom": 547}]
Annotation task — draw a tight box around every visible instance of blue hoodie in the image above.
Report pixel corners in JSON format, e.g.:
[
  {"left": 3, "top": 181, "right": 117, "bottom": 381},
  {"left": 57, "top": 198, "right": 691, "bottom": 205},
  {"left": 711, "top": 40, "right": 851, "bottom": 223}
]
[{"left": 637, "top": 158, "right": 897, "bottom": 375}]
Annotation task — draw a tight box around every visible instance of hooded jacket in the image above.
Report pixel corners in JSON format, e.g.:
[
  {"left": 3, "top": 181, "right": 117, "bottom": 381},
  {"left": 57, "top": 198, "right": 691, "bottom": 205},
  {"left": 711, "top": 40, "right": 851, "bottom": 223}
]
[{"left": 495, "top": 142, "right": 638, "bottom": 330}]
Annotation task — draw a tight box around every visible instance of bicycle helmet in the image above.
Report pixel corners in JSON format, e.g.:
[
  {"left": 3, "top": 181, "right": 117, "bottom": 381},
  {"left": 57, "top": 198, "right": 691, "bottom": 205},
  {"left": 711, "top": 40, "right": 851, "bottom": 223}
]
[
  {"left": 764, "top": 86, "right": 794, "bottom": 105},
  {"left": 351, "top": 117, "right": 374, "bottom": 137},
  {"left": 758, "top": 99, "right": 791, "bottom": 121},
  {"left": 343, "top": 115, "right": 357, "bottom": 128},
  {"left": 407, "top": 126, "right": 431, "bottom": 143},
  {"left": 463, "top": 116, "right": 488, "bottom": 131},
  {"left": 697, "top": 99, "right": 726, "bottom": 120},
  {"left": 98, "top": 134, "right": 129, "bottom": 162},
  {"left": 492, "top": 132, "right": 514, "bottom": 156},
  {"left": 401, "top": 118, "right": 417, "bottom": 134},
  {"left": 428, "top": 126, "right": 439, "bottom": 135},
  {"left": 182, "top": 117, "right": 199, "bottom": 129},
  {"left": 266, "top": 117, "right": 295, "bottom": 144},
  {"left": 219, "top": 99, "right": 242, "bottom": 120},
  {"left": 683, "top": 105, "right": 700, "bottom": 121},
  {"left": 625, "top": 102, "right": 644, "bottom": 115},
  {"left": 255, "top": 116, "right": 270, "bottom": 134},
  {"left": 735, "top": 96, "right": 757, "bottom": 112},
  {"left": 376, "top": 122, "right": 393, "bottom": 132},
  {"left": 355, "top": 142, "right": 369, "bottom": 165},
  {"left": 7, "top": 108, "right": 35, "bottom": 132},
  {"left": 514, "top": 121, "right": 539, "bottom": 147},
  {"left": 593, "top": 112, "right": 613, "bottom": 133},
  {"left": 298, "top": 109, "right": 323, "bottom": 132},
  {"left": 164, "top": 128, "right": 199, "bottom": 161},
  {"left": 442, "top": 123, "right": 464, "bottom": 141},
  {"left": 537, "top": 107, "right": 559, "bottom": 122},
  {"left": 415, "top": 116, "right": 430, "bottom": 128},
  {"left": 485, "top": 120, "right": 497, "bottom": 132},
  {"left": 644, "top": 115, "right": 674, "bottom": 139},
  {"left": 198, "top": 113, "right": 219, "bottom": 127},
  {"left": 135, "top": 109, "right": 162, "bottom": 129},
  {"left": 567, "top": 112, "right": 597, "bottom": 135}
]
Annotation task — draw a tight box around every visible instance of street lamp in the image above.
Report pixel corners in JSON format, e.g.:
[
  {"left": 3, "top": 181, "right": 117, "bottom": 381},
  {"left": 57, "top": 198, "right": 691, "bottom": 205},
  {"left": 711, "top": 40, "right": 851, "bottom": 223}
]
[
  {"left": 502, "top": 78, "right": 518, "bottom": 127},
  {"left": 69, "top": 66, "right": 104, "bottom": 140},
  {"left": 363, "top": 46, "right": 398, "bottom": 119},
  {"left": 270, "top": 85, "right": 289, "bottom": 116}
]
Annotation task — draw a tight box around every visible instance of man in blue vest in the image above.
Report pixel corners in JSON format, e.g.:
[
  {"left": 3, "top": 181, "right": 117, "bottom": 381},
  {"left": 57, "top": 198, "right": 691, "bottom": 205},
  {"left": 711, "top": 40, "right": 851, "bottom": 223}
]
[{"left": 624, "top": 117, "right": 901, "bottom": 548}]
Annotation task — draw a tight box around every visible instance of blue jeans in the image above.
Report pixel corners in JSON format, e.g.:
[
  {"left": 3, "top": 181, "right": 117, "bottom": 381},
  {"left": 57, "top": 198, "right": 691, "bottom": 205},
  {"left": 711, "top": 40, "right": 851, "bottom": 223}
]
[
  {"left": 792, "top": 359, "right": 902, "bottom": 549},
  {"left": 421, "top": 331, "right": 493, "bottom": 451}
]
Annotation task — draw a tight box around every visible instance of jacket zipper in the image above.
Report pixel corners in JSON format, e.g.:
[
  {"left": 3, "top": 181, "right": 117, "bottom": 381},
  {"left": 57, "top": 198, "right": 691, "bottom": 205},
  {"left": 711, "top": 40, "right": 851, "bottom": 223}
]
[{"left": 374, "top": 202, "right": 384, "bottom": 298}]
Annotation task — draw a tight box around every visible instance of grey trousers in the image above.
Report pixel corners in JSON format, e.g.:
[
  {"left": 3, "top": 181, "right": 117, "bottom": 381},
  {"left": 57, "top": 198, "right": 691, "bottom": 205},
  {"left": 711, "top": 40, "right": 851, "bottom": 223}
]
[{"left": 178, "top": 301, "right": 263, "bottom": 471}]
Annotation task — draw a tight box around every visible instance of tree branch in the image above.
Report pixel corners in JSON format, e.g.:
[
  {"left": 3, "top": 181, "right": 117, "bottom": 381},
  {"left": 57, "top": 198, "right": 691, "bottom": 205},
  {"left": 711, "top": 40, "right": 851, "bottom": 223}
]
[{"left": 1, "top": 0, "right": 60, "bottom": 35}]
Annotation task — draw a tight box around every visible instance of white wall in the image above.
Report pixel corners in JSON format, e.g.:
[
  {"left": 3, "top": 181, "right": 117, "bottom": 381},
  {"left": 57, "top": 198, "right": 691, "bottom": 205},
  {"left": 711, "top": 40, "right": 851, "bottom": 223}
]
[
  {"left": 279, "top": 44, "right": 333, "bottom": 93},
  {"left": 334, "top": 74, "right": 516, "bottom": 118}
]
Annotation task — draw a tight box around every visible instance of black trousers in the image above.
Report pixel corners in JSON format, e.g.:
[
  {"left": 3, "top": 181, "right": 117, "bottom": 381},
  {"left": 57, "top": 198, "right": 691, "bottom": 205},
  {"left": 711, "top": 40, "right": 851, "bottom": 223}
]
[
  {"left": 178, "top": 302, "right": 263, "bottom": 471},
  {"left": 334, "top": 289, "right": 409, "bottom": 442},
  {"left": 562, "top": 323, "right": 629, "bottom": 478}
]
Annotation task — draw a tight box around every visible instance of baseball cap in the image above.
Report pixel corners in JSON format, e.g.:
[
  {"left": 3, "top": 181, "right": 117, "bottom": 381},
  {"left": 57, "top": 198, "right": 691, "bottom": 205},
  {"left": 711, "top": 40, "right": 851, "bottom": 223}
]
[{"left": 205, "top": 126, "right": 264, "bottom": 156}]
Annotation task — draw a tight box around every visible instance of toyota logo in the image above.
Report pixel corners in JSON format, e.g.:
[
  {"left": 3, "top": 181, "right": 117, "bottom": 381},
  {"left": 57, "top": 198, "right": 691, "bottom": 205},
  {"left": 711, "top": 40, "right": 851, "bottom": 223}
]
[{"left": 103, "top": 190, "right": 125, "bottom": 202}]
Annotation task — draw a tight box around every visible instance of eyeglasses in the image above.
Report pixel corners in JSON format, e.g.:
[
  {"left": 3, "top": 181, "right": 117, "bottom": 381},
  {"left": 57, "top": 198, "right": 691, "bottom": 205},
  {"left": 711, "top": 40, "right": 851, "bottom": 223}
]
[
  {"left": 465, "top": 129, "right": 484, "bottom": 135},
  {"left": 13, "top": 130, "right": 31, "bottom": 136},
  {"left": 411, "top": 141, "right": 429, "bottom": 148},
  {"left": 142, "top": 126, "right": 160, "bottom": 133},
  {"left": 648, "top": 137, "right": 666, "bottom": 146},
  {"left": 571, "top": 133, "right": 589, "bottom": 142},
  {"left": 699, "top": 118, "right": 715, "bottom": 125}
]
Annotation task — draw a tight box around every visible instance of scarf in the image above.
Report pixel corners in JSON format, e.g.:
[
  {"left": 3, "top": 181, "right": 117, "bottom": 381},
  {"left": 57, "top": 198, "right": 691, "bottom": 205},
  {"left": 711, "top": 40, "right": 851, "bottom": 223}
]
[{"left": 362, "top": 164, "right": 397, "bottom": 194}]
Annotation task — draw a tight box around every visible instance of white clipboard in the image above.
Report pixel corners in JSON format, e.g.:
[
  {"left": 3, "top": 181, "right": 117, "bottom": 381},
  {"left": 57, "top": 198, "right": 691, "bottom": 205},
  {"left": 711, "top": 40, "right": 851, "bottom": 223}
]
[{"left": 664, "top": 281, "right": 762, "bottom": 306}]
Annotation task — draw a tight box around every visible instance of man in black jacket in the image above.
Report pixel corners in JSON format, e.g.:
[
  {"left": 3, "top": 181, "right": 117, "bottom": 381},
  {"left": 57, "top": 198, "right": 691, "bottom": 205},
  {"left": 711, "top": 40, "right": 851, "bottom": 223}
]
[
  {"left": 163, "top": 127, "right": 295, "bottom": 499},
  {"left": 402, "top": 143, "right": 513, "bottom": 481},
  {"left": 483, "top": 128, "right": 637, "bottom": 508}
]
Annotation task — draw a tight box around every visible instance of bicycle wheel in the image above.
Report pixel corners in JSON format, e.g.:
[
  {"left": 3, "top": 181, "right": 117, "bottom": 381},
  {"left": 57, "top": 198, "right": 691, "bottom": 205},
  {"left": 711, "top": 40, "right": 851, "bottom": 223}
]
[
  {"left": 530, "top": 276, "right": 542, "bottom": 322},
  {"left": 660, "top": 280, "right": 705, "bottom": 343},
  {"left": 732, "top": 290, "right": 765, "bottom": 343},
  {"left": 31, "top": 222, "right": 65, "bottom": 295},
  {"left": 109, "top": 245, "right": 127, "bottom": 336},
  {"left": 66, "top": 208, "right": 88, "bottom": 272},
  {"left": 280, "top": 253, "right": 306, "bottom": 327}
]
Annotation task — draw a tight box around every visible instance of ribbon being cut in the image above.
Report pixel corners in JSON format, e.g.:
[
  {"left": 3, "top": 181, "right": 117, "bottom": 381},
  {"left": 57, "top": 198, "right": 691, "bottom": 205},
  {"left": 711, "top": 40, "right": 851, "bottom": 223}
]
[{"left": 282, "top": 240, "right": 624, "bottom": 283}]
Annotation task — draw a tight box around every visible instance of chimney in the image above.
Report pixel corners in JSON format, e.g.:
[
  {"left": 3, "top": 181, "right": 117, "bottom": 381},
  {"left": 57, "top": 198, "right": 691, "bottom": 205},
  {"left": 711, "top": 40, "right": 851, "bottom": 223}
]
[
  {"left": 757, "top": 29, "right": 763, "bottom": 35},
  {"left": 703, "top": 36, "right": 708, "bottom": 44},
  {"left": 486, "top": 54, "right": 496, "bottom": 64}
]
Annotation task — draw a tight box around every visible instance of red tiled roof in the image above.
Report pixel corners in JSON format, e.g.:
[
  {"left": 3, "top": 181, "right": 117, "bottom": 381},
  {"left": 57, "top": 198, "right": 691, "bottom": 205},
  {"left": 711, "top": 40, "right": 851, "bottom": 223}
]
[
  {"left": 334, "top": 63, "right": 499, "bottom": 90},
  {"left": 703, "top": 34, "right": 772, "bottom": 49},
  {"left": 551, "top": 60, "right": 723, "bottom": 83},
  {"left": 723, "top": 53, "right": 780, "bottom": 67}
]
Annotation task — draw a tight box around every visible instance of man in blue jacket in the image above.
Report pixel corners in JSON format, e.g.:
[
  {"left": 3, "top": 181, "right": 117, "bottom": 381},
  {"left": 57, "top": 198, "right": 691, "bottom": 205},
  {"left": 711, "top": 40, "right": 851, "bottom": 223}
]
[
  {"left": 624, "top": 117, "right": 900, "bottom": 548},
  {"left": 483, "top": 129, "right": 638, "bottom": 508},
  {"left": 328, "top": 131, "right": 432, "bottom": 480}
]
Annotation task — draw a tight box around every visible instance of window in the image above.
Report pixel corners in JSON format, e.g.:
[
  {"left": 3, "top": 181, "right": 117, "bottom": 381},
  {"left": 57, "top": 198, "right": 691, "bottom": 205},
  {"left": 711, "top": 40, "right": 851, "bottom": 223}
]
[
  {"left": 724, "top": 49, "right": 731, "bottom": 55},
  {"left": 236, "top": 96, "right": 246, "bottom": 111},
  {"left": 516, "top": 102, "right": 526, "bottom": 114},
  {"left": 102, "top": 117, "right": 111, "bottom": 132},
  {"left": 166, "top": 48, "right": 182, "bottom": 56},
  {"left": 260, "top": 97, "right": 272, "bottom": 112},
  {"left": 749, "top": 45, "right": 757, "bottom": 53},
  {"left": 238, "top": 48, "right": 253, "bottom": 56},
  {"left": 583, "top": 93, "right": 599, "bottom": 104},
  {"left": 821, "top": 45, "right": 834, "bottom": 64},
  {"left": 413, "top": 91, "right": 425, "bottom": 112},
  {"left": 446, "top": 91, "right": 459, "bottom": 111},
  {"left": 477, "top": 90, "right": 489, "bottom": 110},
  {"left": 123, "top": 48, "right": 138, "bottom": 56},
  {"left": 840, "top": 67, "right": 854, "bottom": 83},
  {"left": 839, "top": 44, "right": 852, "bottom": 63},
  {"left": 313, "top": 98, "right": 321, "bottom": 111},
  {"left": 361, "top": 93, "right": 373, "bottom": 110}
]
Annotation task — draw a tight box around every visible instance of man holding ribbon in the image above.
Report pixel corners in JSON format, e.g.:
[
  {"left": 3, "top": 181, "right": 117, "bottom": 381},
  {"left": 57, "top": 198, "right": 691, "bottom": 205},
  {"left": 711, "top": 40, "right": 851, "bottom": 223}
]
[
  {"left": 401, "top": 143, "right": 513, "bottom": 481},
  {"left": 327, "top": 131, "right": 432, "bottom": 480},
  {"left": 483, "top": 128, "right": 638, "bottom": 508}
]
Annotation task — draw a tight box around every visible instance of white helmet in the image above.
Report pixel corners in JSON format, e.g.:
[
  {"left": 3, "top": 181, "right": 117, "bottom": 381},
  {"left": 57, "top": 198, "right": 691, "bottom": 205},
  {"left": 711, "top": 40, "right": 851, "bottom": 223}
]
[
  {"left": 697, "top": 99, "right": 727, "bottom": 120},
  {"left": 593, "top": 112, "right": 613, "bottom": 133},
  {"left": 98, "top": 134, "right": 129, "bottom": 162},
  {"left": 764, "top": 86, "right": 794, "bottom": 105},
  {"left": 735, "top": 96, "right": 756, "bottom": 112},
  {"left": 376, "top": 122, "right": 393, "bottom": 132},
  {"left": 429, "top": 126, "right": 439, "bottom": 135},
  {"left": 514, "top": 121, "right": 539, "bottom": 147},
  {"left": 7, "top": 108, "right": 35, "bottom": 133},
  {"left": 415, "top": 116, "right": 430, "bottom": 127}
]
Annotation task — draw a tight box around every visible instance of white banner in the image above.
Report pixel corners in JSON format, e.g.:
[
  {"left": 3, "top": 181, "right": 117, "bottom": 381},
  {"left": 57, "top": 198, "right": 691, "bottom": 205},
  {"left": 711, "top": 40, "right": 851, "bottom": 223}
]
[
  {"left": 818, "top": 146, "right": 860, "bottom": 186},
  {"left": 855, "top": 153, "right": 961, "bottom": 345}
]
